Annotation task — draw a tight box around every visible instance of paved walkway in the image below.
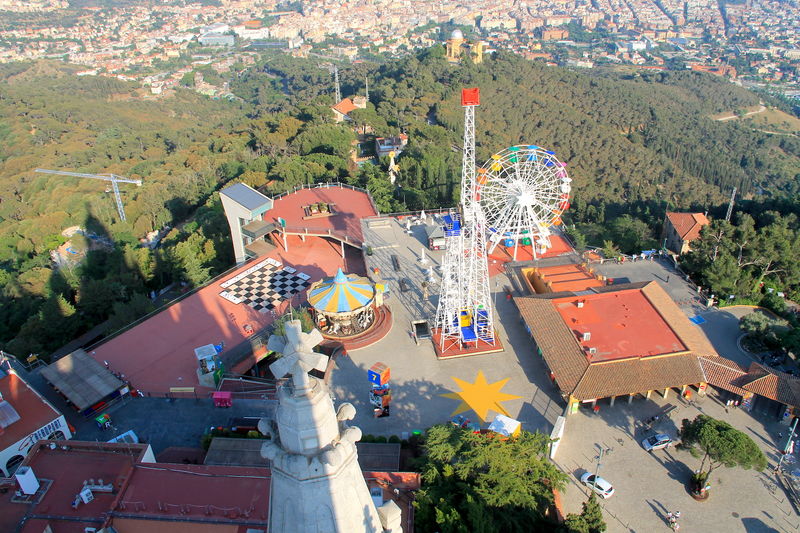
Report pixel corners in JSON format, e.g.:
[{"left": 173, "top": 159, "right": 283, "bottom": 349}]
[
  {"left": 73, "top": 397, "right": 275, "bottom": 455},
  {"left": 331, "top": 217, "right": 565, "bottom": 437},
  {"left": 554, "top": 389, "right": 798, "bottom": 533}
]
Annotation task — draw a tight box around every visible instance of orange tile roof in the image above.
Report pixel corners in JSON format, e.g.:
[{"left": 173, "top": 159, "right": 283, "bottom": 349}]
[
  {"left": 699, "top": 356, "right": 750, "bottom": 396},
  {"left": 0, "top": 369, "right": 61, "bottom": 450},
  {"left": 572, "top": 353, "right": 705, "bottom": 400},
  {"left": 552, "top": 289, "right": 686, "bottom": 359},
  {"left": 3, "top": 440, "right": 420, "bottom": 533},
  {"left": 666, "top": 212, "right": 710, "bottom": 241},
  {"left": 640, "top": 282, "right": 718, "bottom": 357},
  {"left": 515, "top": 296, "right": 588, "bottom": 394},
  {"left": 516, "top": 281, "right": 713, "bottom": 400},
  {"left": 332, "top": 97, "right": 357, "bottom": 116},
  {"left": 739, "top": 363, "right": 800, "bottom": 407}
]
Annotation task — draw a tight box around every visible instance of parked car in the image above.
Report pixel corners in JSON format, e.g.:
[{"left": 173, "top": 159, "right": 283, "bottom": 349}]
[
  {"left": 642, "top": 433, "right": 673, "bottom": 452},
  {"left": 580, "top": 473, "right": 615, "bottom": 499}
]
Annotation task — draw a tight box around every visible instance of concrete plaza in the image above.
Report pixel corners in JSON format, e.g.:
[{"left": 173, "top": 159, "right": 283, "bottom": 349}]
[
  {"left": 331, "top": 232, "right": 799, "bottom": 532},
  {"left": 330, "top": 216, "right": 565, "bottom": 436},
  {"left": 554, "top": 387, "right": 798, "bottom": 533}
]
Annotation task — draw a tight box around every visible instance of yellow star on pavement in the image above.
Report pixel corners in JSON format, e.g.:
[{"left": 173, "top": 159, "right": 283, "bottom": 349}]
[{"left": 441, "top": 371, "right": 522, "bottom": 422}]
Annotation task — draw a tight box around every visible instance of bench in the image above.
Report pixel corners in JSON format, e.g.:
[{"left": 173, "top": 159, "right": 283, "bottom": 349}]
[
  {"left": 391, "top": 255, "right": 401, "bottom": 272},
  {"left": 399, "top": 278, "right": 411, "bottom": 292}
]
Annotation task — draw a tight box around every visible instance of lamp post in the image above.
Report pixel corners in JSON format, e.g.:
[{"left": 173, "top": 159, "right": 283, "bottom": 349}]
[
  {"left": 593, "top": 445, "right": 611, "bottom": 491},
  {"left": 777, "top": 416, "right": 798, "bottom": 474}
]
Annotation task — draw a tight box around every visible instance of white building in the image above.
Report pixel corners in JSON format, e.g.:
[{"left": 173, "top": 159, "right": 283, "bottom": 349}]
[
  {"left": 219, "top": 183, "right": 274, "bottom": 264},
  {"left": 0, "top": 362, "right": 72, "bottom": 476}
]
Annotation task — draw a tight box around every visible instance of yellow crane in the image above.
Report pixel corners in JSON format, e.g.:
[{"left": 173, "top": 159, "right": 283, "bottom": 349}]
[{"left": 34, "top": 168, "right": 142, "bottom": 222}]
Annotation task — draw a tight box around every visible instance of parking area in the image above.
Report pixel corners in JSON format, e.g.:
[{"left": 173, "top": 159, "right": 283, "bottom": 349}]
[{"left": 554, "top": 387, "right": 798, "bottom": 533}]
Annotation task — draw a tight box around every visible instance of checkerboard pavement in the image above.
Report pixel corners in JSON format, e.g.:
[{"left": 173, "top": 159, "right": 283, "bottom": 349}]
[{"left": 225, "top": 267, "right": 309, "bottom": 313}]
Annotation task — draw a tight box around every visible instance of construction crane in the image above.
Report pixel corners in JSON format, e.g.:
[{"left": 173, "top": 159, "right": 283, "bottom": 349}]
[{"left": 34, "top": 168, "right": 142, "bottom": 222}]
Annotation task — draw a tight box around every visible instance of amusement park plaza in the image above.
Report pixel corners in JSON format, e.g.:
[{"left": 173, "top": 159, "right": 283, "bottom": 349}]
[
  {"left": 8, "top": 183, "right": 800, "bottom": 533},
  {"left": 9, "top": 91, "right": 799, "bottom": 533}
]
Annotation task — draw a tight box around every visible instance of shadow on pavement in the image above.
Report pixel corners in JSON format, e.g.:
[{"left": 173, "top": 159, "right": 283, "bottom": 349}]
[{"left": 331, "top": 351, "right": 450, "bottom": 435}]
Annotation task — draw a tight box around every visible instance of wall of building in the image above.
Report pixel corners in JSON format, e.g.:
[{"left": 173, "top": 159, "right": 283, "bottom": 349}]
[{"left": 0, "top": 415, "right": 71, "bottom": 476}]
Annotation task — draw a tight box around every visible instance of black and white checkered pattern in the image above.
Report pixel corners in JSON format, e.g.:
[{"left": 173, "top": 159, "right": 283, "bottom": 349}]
[{"left": 225, "top": 267, "right": 309, "bottom": 313}]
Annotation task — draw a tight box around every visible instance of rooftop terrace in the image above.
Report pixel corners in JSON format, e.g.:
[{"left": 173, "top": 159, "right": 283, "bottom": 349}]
[{"left": 553, "top": 288, "right": 687, "bottom": 362}]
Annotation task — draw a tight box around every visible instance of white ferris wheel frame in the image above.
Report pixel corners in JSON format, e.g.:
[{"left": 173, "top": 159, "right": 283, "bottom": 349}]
[{"left": 478, "top": 145, "right": 571, "bottom": 258}]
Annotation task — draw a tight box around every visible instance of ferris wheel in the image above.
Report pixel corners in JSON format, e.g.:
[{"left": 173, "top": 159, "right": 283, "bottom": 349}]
[{"left": 477, "top": 145, "right": 571, "bottom": 259}]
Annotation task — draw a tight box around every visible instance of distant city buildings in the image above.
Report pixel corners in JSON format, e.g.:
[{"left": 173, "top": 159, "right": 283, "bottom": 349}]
[
  {"left": 445, "top": 29, "right": 485, "bottom": 64},
  {"left": 0, "top": 0, "right": 796, "bottom": 100}
]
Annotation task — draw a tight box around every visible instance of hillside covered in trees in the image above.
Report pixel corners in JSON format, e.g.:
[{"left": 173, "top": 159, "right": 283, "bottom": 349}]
[{"left": 0, "top": 47, "right": 798, "bottom": 358}]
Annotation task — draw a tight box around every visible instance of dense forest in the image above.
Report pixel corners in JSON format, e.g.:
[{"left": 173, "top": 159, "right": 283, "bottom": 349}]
[{"left": 1, "top": 46, "right": 798, "bottom": 359}]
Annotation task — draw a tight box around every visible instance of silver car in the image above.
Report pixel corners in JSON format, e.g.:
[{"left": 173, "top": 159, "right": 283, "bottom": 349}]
[
  {"left": 642, "top": 433, "right": 673, "bottom": 452},
  {"left": 580, "top": 472, "right": 615, "bottom": 499}
]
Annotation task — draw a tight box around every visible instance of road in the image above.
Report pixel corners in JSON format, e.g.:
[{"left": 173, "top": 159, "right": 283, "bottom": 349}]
[{"left": 716, "top": 104, "right": 766, "bottom": 121}]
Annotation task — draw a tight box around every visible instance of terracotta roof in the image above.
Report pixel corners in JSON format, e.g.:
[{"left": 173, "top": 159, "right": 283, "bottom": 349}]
[
  {"left": 640, "top": 282, "right": 718, "bottom": 357},
  {"left": 515, "top": 296, "right": 588, "bottom": 394},
  {"left": 516, "top": 281, "right": 715, "bottom": 401},
  {"left": 666, "top": 212, "right": 710, "bottom": 241},
  {"left": 739, "top": 363, "right": 800, "bottom": 408},
  {"left": 332, "top": 97, "right": 357, "bottom": 116},
  {"left": 699, "top": 356, "right": 750, "bottom": 396},
  {"left": 572, "top": 353, "right": 705, "bottom": 400},
  {"left": 0, "top": 368, "right": 62, "bottom": 450}
]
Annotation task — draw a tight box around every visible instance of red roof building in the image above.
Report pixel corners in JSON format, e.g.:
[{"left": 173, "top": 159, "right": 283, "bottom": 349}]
[
  {"left": 90, "top": 185, "right": 376, "bottom": 395},
  {"left": 331, "top": 96, "right": 366, "bottom": 122},
  {"left": 516, "top": 281, "right": 713, "bottom": 411},
  {"left": 0, "top": 439, "right": 419, "bottom": 533},
  {"left": 332, "top": 98, "right": 357, "bottom": 122},
  {"left": 0, "top": 363, "right": 71, "bottom": 478},
  {"left": 663, "top": 212, "right": 710, "bottom": 255}
]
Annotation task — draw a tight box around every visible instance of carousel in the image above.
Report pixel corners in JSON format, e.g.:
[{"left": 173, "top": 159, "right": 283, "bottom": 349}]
[{"left": 308, "top": 268, "right": 377, "bottom": 338}]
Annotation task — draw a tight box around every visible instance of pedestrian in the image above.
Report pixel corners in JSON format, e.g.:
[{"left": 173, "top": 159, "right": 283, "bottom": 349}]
[{"left": 666, "top": 275, "right": 670, "bottom": 283}]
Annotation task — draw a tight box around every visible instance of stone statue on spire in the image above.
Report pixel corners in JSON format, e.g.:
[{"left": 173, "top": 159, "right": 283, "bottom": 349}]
[{"left": 259, "top": 320, "right": 402, "bottom": 533}]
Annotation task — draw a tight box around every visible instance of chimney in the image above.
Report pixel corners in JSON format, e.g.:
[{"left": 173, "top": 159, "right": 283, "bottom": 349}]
[
  {"left": 15, "top": 466, "right": 39, "bottom": 495},
  {"left": 582, "top": 332, "right": 591, "bottom": 341},
  {"left": 576, "top": 300, "right": 584, "bottom": 308}
]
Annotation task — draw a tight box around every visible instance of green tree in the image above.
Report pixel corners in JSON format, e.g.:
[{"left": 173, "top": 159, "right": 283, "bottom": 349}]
[
  {"left": 679, "top": 415, "right": 767, "bottom": 492},
  {"left": 272, "top": 308, "right": 315, "bottom": 338},
  {"left": 107, "top": 292, "right": 154, "bottom": 333},
  {"left": 565, "top": 226, "right": 587, "bottom": 251},
  {"left": 77, "top": 278, "right": 124, "bottom": 322},
  {"left": 561, "top": 493, "right": 606, "bottom": 533},
  {"left": 610, "top": 215, "right": 654, "bottom": 254},
  {"left": 180, "top": 71, "right": 195, "bottom": 87},
  {"left": 414, "top": 424, "right": 567, "bottom": 533},
  {"left": 600, "top": 240, "right": 619, "bottom": 260}
]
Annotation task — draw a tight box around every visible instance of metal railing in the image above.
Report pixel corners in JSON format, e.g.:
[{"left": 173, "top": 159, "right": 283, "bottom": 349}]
[
  {"left": 280, "top": 225, "right": 362, "bottom": 248},
  {"left": 270, "top": 181, "right": 380, "bottom": 216},
  {"left": 85, "top": 257, "right": 263, "bottom": 352},
  {"left": 366, "top": 207, "right": 454, "bottom": 219}
]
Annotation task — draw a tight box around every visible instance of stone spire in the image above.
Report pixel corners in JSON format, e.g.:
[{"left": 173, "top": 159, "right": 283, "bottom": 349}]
[{"left": 260, "top": 320, "right": 401, "bottom": 533}]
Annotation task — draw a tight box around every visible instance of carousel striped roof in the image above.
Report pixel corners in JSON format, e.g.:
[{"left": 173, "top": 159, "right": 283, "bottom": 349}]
[{"left": 308, "top": 268, "right": 375, "bottom": 314}]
